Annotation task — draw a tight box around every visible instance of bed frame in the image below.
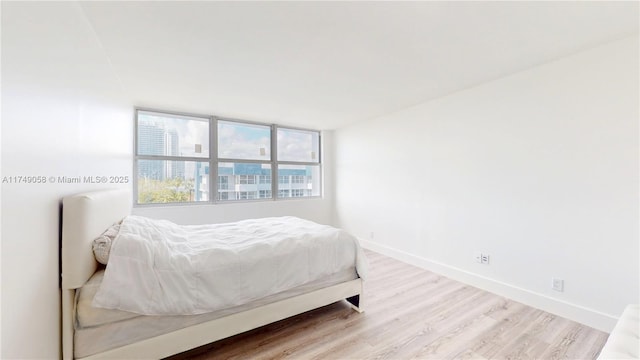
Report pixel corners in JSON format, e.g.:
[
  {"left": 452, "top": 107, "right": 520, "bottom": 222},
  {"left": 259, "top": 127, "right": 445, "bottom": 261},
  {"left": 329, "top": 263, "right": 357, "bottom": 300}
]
[{"left": 61, "top": 189, "right": 364, "bottom": 359}]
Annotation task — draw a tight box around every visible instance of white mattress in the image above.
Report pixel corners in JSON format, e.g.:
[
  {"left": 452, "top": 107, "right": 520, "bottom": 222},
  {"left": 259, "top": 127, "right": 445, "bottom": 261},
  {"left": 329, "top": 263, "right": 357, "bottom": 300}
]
[{"left": 75, "top": 268, "right": 358, "bottom": 358}]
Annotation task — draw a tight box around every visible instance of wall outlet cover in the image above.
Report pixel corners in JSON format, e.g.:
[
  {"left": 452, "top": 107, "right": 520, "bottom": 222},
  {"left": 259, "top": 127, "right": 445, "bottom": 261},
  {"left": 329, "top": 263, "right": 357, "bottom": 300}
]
[{"left": 552, "top": 278, "right": 564, "bottom": 292}]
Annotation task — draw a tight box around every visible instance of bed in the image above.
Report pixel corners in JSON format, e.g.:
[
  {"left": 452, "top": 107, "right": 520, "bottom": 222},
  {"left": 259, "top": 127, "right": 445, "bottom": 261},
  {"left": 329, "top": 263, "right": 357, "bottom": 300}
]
[{"left": 61, "top": 189, "right": 365, "bottom": 359}]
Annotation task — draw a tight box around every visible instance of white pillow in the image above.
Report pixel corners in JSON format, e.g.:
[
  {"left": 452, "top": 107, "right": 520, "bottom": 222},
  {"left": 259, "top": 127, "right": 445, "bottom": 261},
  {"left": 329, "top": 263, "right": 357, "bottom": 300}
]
[{"left": 92, "top": 222, "right": 121, "bottom": 265}]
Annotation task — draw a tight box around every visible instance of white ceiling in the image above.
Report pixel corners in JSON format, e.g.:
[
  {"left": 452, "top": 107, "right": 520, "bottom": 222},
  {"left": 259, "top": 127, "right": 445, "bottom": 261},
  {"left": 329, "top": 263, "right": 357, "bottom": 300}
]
[{"left": 80, "top": 1, "right": 638, "bottom": 130}]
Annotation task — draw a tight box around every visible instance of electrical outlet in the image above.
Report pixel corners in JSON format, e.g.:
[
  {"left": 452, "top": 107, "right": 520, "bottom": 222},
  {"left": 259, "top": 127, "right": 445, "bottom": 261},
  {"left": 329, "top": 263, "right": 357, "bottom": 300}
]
[
  {"left": 369, "top": 232, "right": 374, "bottom": 239},
  {"left": 552, "top": 278, "right": 564, "bottom": 292},
  {"left": 475, "top": 252, "right": 490, "bottom": 264}
]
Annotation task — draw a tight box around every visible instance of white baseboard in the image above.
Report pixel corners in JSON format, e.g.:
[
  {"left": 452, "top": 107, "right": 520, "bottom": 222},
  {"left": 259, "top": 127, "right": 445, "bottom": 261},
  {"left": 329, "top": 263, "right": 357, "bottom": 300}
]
[{"left": 359, "top": 239, "right": 617, "bottom": 332}]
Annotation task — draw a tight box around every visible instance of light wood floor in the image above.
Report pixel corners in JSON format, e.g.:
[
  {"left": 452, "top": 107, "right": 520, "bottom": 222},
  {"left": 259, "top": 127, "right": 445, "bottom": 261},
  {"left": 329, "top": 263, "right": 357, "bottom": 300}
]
[{"left": 168, "top": 249, "right": 609, "bottom": 360}]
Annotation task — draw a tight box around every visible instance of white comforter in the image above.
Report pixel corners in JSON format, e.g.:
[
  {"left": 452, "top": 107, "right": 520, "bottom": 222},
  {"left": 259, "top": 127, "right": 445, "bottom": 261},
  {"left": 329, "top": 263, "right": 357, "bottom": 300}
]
[{"left": 93, "top": 216, "right": 367, "bottom": 315}]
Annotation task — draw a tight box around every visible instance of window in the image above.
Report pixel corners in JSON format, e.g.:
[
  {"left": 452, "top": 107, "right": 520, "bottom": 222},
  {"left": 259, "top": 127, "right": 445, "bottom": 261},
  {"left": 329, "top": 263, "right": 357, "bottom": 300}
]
[
  {"left": 217, "top": 120, "right": 272, "bottom": 202},
  {"left": 237, "top": 191, "right": 257, "bottom": 200},
  {"left": 135, "top": 109, "right": 321, "bottom": 205},
  {"left": 136, "top": 110, "right": 210, "bottom": 204},
  {"left": 277, "top": 128, "right": 320, "bottom": 163},
  {"left": 258, "top": 175, "right": 271, "bottom": 184},
  {"left": 291, "top": 175, "right": 305, "bottom": 184},
  {"left": 291, "top": 189, "right": 306, "bottom": 197},
  {"left": 218, "top": 162, "right": 271, "bottom": 202},
  {"left": 237, "top": 175, "right": 256, "bottom": 185},
  {"left": 218, "top": 176, "right": 229, "bottom": 190},
  {"left": 218, "top": 120, "right": 270, "bottom": 161},
  {"left": 276, "top": 128, "right": 321, "bottom": 199}
]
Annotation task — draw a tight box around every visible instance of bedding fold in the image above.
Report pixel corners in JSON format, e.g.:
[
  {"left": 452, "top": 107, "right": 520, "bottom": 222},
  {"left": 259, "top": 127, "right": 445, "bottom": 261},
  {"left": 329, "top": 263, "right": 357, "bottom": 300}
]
[{"left": 93, "top": 216, "right": 367, "bottom": 315}]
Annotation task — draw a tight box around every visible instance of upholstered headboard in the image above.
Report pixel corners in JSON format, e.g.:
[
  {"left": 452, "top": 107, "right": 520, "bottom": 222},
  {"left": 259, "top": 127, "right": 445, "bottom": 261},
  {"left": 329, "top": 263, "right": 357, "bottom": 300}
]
[{"left": 61, "top": 189, "right": 131, "bottom": 290}]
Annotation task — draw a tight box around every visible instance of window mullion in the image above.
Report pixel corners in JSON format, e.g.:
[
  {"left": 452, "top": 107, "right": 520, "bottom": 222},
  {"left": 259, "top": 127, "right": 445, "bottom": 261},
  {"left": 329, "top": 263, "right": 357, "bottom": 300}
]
[
  {"left": 133, "top": 110, "right": 139, "bottom": 205},
  {"left": 137, "top": 155, "right": 209, "bottom": 162},
  {"left": 271, "top": 124, "right": 278, "bottom": 201},
  {"left": 217, "top": 158, "right": 272, "bottom": 165},
  {"left": 211, "top": 116, "right": 217, "bottom": 203}
]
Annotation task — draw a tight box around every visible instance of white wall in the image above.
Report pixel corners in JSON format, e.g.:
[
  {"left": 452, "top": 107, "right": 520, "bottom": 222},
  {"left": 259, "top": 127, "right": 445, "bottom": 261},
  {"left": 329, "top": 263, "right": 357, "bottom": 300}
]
[
  {"left": 334, "top": 36, "right": 639, "bottom": 332},
  {"left": 1, "top": 3, "right": 132, "bottom": 358}
]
